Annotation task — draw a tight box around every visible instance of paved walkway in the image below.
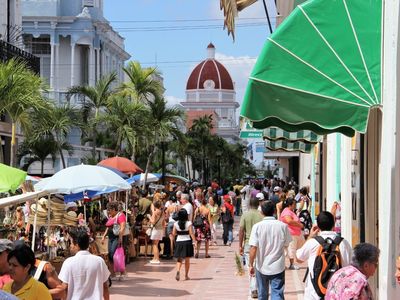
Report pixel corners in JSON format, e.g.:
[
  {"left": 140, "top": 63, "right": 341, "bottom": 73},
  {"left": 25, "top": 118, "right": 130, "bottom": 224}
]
[{"left": 110, "top": 218, "right": 307, "bottom": 299}]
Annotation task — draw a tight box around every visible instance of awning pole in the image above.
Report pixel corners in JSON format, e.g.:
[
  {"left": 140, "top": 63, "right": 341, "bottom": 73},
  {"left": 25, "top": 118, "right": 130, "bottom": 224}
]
[
  {"left": 262, "top": 0, "right": 273, "bottom": 34},
  {"left": 46, "top": 194, "right": 51, "bottom": 256},
  {"left": 31, "top": 196, "right": 38, "bottom": 252}
]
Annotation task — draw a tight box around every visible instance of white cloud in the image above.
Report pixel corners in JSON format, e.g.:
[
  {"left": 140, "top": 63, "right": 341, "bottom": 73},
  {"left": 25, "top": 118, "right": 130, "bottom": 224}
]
[
  {"left": 215, "top": 52, "right": 257, "bottom": 105},
  {"left": 165, "top": 95, "right": 184, "bottom": 107}
]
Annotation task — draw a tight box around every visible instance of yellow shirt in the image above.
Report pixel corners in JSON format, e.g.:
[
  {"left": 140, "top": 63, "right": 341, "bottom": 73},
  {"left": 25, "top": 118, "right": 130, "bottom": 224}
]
[{"left": 3, "top": 277, "right": 51, "bottom": 300}]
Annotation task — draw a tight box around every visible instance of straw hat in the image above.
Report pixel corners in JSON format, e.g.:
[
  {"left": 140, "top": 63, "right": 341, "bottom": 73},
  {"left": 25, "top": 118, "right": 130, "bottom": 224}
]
[
  {"left": 38, "top": 198, "right": 48, "bottom": 208},
  {"left": 30, "top": 204, "right": 48, "bottom": 217}
]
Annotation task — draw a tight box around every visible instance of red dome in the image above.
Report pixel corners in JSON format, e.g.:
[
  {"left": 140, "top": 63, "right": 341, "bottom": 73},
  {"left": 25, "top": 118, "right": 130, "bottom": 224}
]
[{"left": 186, "top": 59, "right": 234, "bottom": 90}]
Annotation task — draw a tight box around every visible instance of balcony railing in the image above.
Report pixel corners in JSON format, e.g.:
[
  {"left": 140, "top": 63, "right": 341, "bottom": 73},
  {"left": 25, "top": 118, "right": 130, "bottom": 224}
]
[{"left": 0, "top": 39, "right": 40, "bottom": 74}]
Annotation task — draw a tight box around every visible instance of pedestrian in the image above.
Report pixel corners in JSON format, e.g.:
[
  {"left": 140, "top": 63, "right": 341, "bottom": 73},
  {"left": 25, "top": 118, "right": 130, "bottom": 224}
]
[
  {"left": 193, "top": 198, "right": 212, "bottom": 258},
  {"left": 148, "top": 199, "right": 165, "bottom": 264},
  {"left": 0, "top": 239, "right": 14, "bottom": 289},
  {"left": 249, "top": 201, "right": 292, "bottom": 300},
  {"left": 14, "top": 240, "right": 65, "bottom": 300},
  {"left": 279, "top": 197, "right": 304, "bottom": 270},
  {"left": 180, "top": 193, "right": 194, "bottom": 222},
  {"left": 221, "top": 194, "right": 235, "bottom": 246},
  {"left": 101, "top": 201, "right": 128, "bottom": 279},
  {"left": 58, "top": 227, "right": 110, "bottom": 300},
  {"left": 3, "top": 244, "right": 51, "bottom": 300},
  {"left": 395, "top": 256, "right": 400, "bottom": 285},
  {"left": 325, "top": 243, "right": 379, "bottom": 300},
  {"left": 239, "top": 197, "right": 263, "bottom": 299},
  {"left": 330, "top": 200, "right": 342, "bottom": 236},
  {"left": 296, "top": 211, "right": 352, "bottom": 299},
  {"left": 270, "top": 186, "right": 281, "bottom": 205},
  {"left": 165, "top": 196, "right": 179, "bottom": 259},
  {"left": 275, "top": 193, "right": 286, "bottom": 219},
  {"left": 255, "top": 192, "right": 265, "bottom": 211},
  {"left": 173, "top": 208, "right": 196, "bottom": 281},
  {"left": 297, "top": 187, "right": 313, "bottom": 239},
  {"left": 240, "top": 180, "right": 252, "bottom": 214},
  {"left": 207, "top": 196, "right": 219, "bottom": 245}
]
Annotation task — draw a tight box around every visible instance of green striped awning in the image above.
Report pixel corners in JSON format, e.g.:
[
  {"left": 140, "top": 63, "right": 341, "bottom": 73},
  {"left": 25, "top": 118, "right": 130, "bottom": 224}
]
[
  {"left": 263, "top": 127, "right": 322, "bottom": 144},
  {"left": 265, "top": 140, "right": 315, "bottom": 153}
]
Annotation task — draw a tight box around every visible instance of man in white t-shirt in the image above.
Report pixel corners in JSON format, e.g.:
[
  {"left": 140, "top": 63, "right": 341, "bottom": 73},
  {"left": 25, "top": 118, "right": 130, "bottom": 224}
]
[
  {"left": 59, "top": 228, "right": 110, "bottom": 300},
  {"left": 180, "top": 193, "right": 193, "bottom": 222},
  {"left": 296, "top": 211, "right": 352, "bottom": 300}
]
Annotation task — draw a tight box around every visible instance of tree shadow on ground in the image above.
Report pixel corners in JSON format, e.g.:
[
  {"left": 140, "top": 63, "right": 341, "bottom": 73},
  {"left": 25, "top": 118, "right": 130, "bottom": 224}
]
[{"left": 111, "top": 284, "right": 192, "bottom": 297}]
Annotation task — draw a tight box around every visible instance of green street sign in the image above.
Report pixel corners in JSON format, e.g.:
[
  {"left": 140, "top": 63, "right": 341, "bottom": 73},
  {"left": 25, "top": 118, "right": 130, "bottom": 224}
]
[{"left": 239, "top": 131, "right": 263, "bottom": 139}]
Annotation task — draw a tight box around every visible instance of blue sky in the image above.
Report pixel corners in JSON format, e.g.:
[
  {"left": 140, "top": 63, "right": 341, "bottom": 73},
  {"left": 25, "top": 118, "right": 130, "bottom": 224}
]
[{"left": 104, "top": 0, "right": 276, "bottom": 107}]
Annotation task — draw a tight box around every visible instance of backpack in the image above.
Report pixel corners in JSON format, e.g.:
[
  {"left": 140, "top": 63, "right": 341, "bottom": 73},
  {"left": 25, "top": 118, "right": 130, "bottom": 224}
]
[
  {"left": 222, "top": 208, "right": 233, "bottom": 224},
  {"left": 193, "top": 214, "right": 204, "bottom": 227},
  {"left": 310, "top": 236, "right": 343, "bottom": 298}
]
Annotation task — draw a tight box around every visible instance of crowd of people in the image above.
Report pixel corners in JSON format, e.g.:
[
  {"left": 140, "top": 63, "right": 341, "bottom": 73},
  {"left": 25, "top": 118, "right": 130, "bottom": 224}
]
[
  {"left": 237, "top": 178, "right": 394, "bottom": 300},
  {"left": 0, "top": 176, "right": 399, "bottom": 299}
]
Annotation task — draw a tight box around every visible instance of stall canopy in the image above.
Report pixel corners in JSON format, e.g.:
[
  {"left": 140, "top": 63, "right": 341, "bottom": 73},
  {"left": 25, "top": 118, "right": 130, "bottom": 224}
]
[
  {"left": 0, "top": 163, "right": 27, "bottom": 193},
  {"left": 98, "top": 157, "right": 143, "bottom": 174},
  {"left": 0, "top": 191, "right": 48, "bottom": 209},
  {"left": 263, "top": 127, "right": 321, "bottom": 144},
  {"left": 241, "top": 0, "right": 382, "bottom": 137},
  {"left": 265, "top": 140, "right": 314, "bottom": 153}
]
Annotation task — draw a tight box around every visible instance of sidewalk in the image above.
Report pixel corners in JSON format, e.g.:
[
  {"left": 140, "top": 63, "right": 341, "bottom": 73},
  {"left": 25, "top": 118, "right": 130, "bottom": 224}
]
[{"left": 110, "top": 218, "right": 307, "bottom": 299}]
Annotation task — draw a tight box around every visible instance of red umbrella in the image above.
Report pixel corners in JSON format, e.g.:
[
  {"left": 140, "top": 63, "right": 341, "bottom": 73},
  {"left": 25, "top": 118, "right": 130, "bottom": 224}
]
[{"left": 98, "top": 157, "right": 143, "bottom": 174}]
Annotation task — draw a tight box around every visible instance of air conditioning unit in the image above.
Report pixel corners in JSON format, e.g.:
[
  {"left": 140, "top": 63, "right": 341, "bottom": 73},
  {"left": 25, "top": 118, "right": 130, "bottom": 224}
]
[{"left": 83, "top": 0, "right": 94, "bottom": 7}]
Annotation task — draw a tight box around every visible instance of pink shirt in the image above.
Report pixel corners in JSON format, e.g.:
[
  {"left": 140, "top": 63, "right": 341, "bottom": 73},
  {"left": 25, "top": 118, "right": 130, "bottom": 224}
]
[
  {"left": 105, "top": 212, "right": 126, "bottom": 227},
  {"left": 280, "top": 208, "right": 302, "bottom": 236}
]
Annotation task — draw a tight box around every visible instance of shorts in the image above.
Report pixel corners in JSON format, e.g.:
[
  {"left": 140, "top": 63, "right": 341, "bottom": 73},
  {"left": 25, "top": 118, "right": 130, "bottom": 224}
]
[
  {"left": 167, "top": 221, "right": 175, "bottom": 236},
  {"left": 288, "top": 235, "right": 305, "bottom": 259}
]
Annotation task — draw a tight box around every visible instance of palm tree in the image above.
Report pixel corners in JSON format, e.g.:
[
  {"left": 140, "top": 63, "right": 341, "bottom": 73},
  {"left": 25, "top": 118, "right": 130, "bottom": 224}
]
[
  {"left": 100, "top": 95, "right": 147, "bottom": 156},
  {"left": 142, "top": 96, "right": 184, "bottom": 187},
  {"left": 120, "top": 61, "right": 163, "bottom": 102},
  {"left": 188, "top": 115, "right": 213, "bottom": 184},
  {"left": 0, "top": 59, "right": 46, "bottom": 166},
  {"left": 31, "top": 103, "right": 76, "bottom": 169},
  {"left": 17, "top": 135, "right": 58, "bottom": 177},
  {"left": 68, "top": 72, "right": 117, "bottom": 160}
]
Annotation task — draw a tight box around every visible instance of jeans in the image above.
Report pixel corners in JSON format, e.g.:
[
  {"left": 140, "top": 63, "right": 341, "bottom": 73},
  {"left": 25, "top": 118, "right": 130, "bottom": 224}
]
[
  {"left": 244, "top": 244, "right": 257, "bottom": 293},
  {"left": 222, "top": 222, "right": 233, "bottom": 244},
  {"left": 256, "top": 270, "right": 285, "bottom": 300},
  {"left": 108, "top": 237, "right": 118, "bottom": 262},
  {"left": 235, "top": 197, "right": 242, "bottom": 215}
]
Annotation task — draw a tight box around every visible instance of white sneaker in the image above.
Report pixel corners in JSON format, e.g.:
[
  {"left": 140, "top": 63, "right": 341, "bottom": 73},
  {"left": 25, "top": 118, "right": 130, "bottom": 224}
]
[{"left": 149, "top": 259, "right": 160, "bottom": 264}]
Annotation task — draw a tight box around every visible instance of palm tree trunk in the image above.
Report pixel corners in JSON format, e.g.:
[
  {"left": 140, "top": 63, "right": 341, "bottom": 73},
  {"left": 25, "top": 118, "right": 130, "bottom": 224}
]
[
  {"left": 41, "top": 159, "right": 44, "bottom": 177},
  {"left": 59, "top": 148, "right": 66, "bottom": 169},
  {"left": 114, "top": 134, "right": 122, "bottom": 156},
  {"left": 142, "top": 146, "right": 157, "bottom": 190},
  {"left": 92, "top": 129, "right": 97, "bottom": 161},
  {"left": 10, "top": 122, "right": 16, "bottom": 167}
]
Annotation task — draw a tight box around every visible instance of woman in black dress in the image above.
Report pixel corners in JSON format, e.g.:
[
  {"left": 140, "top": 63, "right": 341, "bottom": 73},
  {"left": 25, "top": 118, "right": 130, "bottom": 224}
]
[{"left": 172, "top": 209, "right": 196, "bottom": 281}]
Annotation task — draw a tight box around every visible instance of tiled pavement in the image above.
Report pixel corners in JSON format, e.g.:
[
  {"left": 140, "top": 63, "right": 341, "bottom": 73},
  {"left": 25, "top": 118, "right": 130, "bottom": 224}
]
[{"left": 110, "top": 217, "right": 307, "bottom": 300}]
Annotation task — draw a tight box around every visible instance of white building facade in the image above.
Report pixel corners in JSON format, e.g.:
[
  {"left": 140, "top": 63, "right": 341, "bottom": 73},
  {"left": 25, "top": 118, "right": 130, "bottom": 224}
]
[{"left": 20, "top": 0, "right": 130, "bottom": 173}]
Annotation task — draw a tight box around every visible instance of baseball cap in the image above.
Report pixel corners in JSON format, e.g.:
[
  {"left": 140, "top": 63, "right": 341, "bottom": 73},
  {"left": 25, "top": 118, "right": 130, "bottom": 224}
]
[
  {"left": 273, "top": 186, "right": 281, "bottom": 192},
  {"left": 0, "top": 239, "right": 14, "bottom": 252},
  {"left": 65, "top": 202, "right": 78, "bottom": 210},
  {"left": 256, "top": 193, "right": 265, "bottom": 200}
]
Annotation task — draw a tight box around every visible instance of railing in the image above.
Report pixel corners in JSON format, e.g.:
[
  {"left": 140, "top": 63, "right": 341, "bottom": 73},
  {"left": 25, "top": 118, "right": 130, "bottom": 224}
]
[{"left": 0, "top": 39, "right": 40, "bottom": 74}]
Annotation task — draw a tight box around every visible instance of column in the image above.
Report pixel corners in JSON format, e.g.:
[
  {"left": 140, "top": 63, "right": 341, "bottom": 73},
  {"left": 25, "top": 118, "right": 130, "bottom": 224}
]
[
  {"left": 70, "top": 43, "right": 75, "bottom": 86},
  {"left": 326, "top": 133, "right": 337, "bottom": 211},
  {"left": 50, "top": 43, "right": 55, "bottom": 90},
  {"left": 340, "top": 136, "right": 352, "bottom": 244},
  {"left": 54, "top": 43, "right": 59, "bottom": 91},
  {"left": 95, "top": 48, "right": 100, "bottom": 82},
  {"left": 379, "top": 0, "right": 400, "bottom": 298},
  {"left": 89, "top": 45, "right": 95, "bottom": 86}
]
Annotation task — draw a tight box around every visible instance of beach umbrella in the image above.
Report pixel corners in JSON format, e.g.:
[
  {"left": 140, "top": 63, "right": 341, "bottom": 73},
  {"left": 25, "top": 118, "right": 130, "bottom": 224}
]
[
  {"left": 97, "top": 165, "right": 129, "bottom": 179},
  {"left": 0, "top": 163, "right": 27, "bottom": 193},
  {"left": 130, "top": 173, "right": 161, "bottom": 186},
  {"left": 35, "top": 164, "right": 131, "bottom": 194},
  {"left": 98, "top": 156, "right": 143, "bottom": 174},
  {"left": 241, "top": 0, "right": 382, "bottom": 137}
]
